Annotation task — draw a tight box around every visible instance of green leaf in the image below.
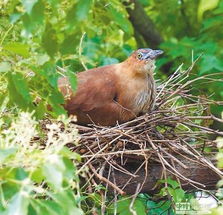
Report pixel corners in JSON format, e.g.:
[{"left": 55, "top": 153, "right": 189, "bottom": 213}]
[
  {"left": 198, "top": 0, "right": 219, "bottom": 21},
  {"left": 0, "top": 148, "right": 17, "bottom": 163},
  {"left": 49, "top": 103, "right": 67, "bottom": 116},
  {"left": 34, "top": 101, "right": 46, "bottom": 119},
  {"left": 46, "top": 0, "right": 60, "bottom": 8},
  {"left": 147, "top": 200, "right": 174, "bottom": 215},
  {"left": 5, "top": 191, "right": 30, "bottom": 215},
  {"left": 21, "top": 1, "right": 45, "bottom": 37},
  {"left": 9, "top": 73, "right": 32, "bottom": 103},
  {"left": 36, "top": 54, "right": 50, "bottom": 65},
  {"left": 199, "top": 55, "right": 223, "bottom": 75},
  {"left": 132, "top": 199, "right": 147, "bottom": 215},
  {"left": 51, "top": 191, "right": 84, "bottom": 215},
  {"left": 30, "top": 199, "right": 62, "bottom": 215},
  {"left": 15, "top": 168, "right": 28, "bottom": 181},
  {"left": 166, "top": 178, "right": 180, "bottom": 189},
  {"left": 22, "top": 0, "right": 38, "bottom": 14},
  {"left": 60, "top": 147, "right": 81, "bottom": 161},
  {"left": 0, "top": 62, "right": 11, "bottom": 73},
  {"left": 30, "top": 0, "right": 45, "bottom": 24},
  {"left": 21, "top": 13, "right": 34, "bottom": 37},
  {"left": 62, "top": 157, "right": 76, "bottom": 181},
  {"left": 7, "top": 73, "right": 33, "bottom": 110},
  {"left": 31, "top": 168, "right": 44, "bottom": 183},
  {"left": 108, "top": 198, "right": 146, "bottom": 215},
  {"left": 67, "top": 0, "right": 93, "bottom": 25},
  {"left": 49, "top": 89, "right": 64, "bottom": 105},
  {"left": 42, "top": 156, "right": 65, "bottom": 191},
  {"left": 3, "top": 43, "right": 30, "bottom": 58},
  {"left": 60, "top": 34, "right": 78, "bottom": 54},
  {"left": 107, "top": 5, "right": 133, "bottom": 35},
  {"left": 39, "top": 62, "right": 59, "bottom": 88},
  {"left": 147, "top": 200, "right": 163, "bottom": 215},
  {"left": 1, "top": 178, "right": 20, "bottom": 201},
  {"left": 42, "top": 23, "right": 58, "bottom": 58},
  {"left": 10, "top": 13, "right": 22, "bottom": 24}
]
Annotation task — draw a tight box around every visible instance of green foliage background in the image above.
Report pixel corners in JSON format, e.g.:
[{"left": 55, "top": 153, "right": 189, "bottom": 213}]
[{"left": 0, "top": 0, "right": 223, "bottom": 214}]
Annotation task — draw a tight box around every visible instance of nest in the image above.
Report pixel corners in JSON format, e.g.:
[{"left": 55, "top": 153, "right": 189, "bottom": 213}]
[{"left": 45, "top": 62, "right": 223, "bottom": 196}]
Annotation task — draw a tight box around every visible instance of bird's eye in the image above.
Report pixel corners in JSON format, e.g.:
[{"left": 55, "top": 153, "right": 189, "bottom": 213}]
[{"left": 137, "top": 53, "right": 142, "bottom": 60}]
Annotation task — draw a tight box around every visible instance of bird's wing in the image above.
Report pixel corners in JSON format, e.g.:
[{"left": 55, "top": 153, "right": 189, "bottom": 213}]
[{"left": 58, "top": 66, "right": 118, "bottom": 113}]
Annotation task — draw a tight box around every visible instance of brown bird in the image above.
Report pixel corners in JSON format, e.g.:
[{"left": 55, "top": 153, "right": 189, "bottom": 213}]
[{"left": 58, "top": 48, "right": 163, "bottom": 126}]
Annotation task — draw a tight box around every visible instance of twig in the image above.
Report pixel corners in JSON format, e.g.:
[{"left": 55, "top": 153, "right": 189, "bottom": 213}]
[
  {"left": 79, "top": 32, "right": 88, "bottom": 71},
  {"left": 88, "top": 163, "right": 126, "bottom": 195}
]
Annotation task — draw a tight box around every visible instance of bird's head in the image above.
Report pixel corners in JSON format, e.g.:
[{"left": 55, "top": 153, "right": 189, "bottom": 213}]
[{"left": 126, "top": 48, "right": 163, "bottom": 75}]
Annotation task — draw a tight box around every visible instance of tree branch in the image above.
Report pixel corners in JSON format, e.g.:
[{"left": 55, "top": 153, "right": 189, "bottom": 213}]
[{"left": 124, "top": 0, "right": 163, "bottom": 48}]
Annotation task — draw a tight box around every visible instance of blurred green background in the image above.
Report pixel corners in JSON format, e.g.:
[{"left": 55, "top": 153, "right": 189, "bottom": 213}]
[{"left": 0, "top": 0, "right": 223, "bottom": 122}]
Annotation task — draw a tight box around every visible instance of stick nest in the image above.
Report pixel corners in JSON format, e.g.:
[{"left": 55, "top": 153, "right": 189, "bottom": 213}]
[{"left": 45, "top": 63, "right": 223, "bottom": 195}]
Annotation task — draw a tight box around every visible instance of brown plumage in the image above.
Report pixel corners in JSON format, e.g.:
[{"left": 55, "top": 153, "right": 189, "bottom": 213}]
[{"left": 58, "top": 48, "right": 163, "bottom": 126}]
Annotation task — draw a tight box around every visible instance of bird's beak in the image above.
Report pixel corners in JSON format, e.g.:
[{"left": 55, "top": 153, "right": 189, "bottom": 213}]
[{"left": 144, "top": 49, "right": 164, "bottom": 60}]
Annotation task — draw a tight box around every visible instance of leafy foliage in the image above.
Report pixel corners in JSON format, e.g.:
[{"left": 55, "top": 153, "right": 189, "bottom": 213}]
[
  {"left": 0, "top": 112, "right": 83, "bottom": 215},
  {"left": 146, "top": 0, "right": 223, "bottom": 117}
]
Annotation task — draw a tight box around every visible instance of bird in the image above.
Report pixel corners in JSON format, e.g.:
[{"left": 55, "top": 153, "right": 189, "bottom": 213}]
[{"left": 58, "top": 48, "right": 163, "bottom": 126}]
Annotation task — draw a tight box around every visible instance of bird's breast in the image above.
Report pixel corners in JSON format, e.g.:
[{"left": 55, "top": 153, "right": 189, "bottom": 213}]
[
  {"left": 130, "top": 75, "right": 156, "bottom": 113},
  {"left": 134, "top": 90, "right": 151, "bottom": 112},
  {"left": 120, "top": 73, "right": 156, "bottom": 115}
]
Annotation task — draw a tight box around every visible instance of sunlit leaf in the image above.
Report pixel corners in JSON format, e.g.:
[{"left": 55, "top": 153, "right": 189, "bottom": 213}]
[
  {"left": 168, "top": 187, "right": 185, "bottom": 202},
  {"left": 198, "top": 0, "right": 219, "bottom": 21},
  {"left": 5, "top": 191, "right": 30, "bottom": 215},
  {"left": 0, "top": 62, "right": 11, "bottom": 73},
  {"left": 36, "top": 54, "right": 50, "bottom": 66},
  {"left": 42, "top": 156, "right": 65, "bottom": 191},
  {"left": 31, "top": 168, "right": 44, "bottom": 183},
  {"left": 10, "top": 13, "right": 22, "bottom": 24},
  {"left": 22, "top": 0, "right": 38, "bottom": 14},
  {"left": 3, "top": 43, "right": 30, "bottom": 58},
  {"left": 0, "top": 148, "right": 17, "bottom": 163}
]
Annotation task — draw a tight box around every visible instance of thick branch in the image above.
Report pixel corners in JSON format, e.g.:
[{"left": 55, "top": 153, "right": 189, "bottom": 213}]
[
  {"left": 125, "top": 0, "right": 163, "bottom": 48},
  {"left": 102, "top": 157, "right": 220, "bottom": 195}
]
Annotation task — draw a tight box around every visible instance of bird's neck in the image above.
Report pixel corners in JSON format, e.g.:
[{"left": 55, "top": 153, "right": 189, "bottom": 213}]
[{"left": 118, "top": 61, "right": 154, "bottom": 79}]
